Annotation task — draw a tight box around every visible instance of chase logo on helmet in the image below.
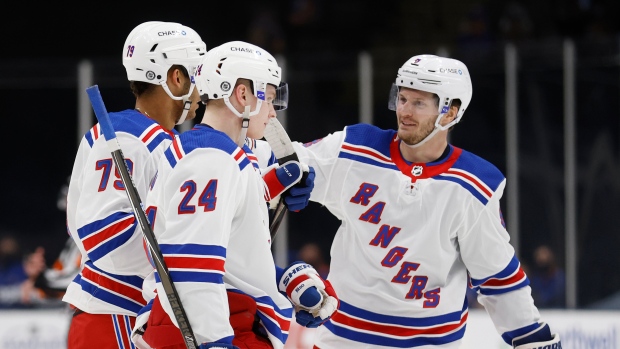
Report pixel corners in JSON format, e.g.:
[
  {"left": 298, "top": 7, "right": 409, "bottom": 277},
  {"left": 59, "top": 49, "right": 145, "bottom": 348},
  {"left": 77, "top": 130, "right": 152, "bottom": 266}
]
[
  {"left": 157, "top": 30, "right": 186, "bottom": 36},
  {"left": 439, "top": 68, "right": 460, "bottom": 74},
  {"left": 402, "top": 69, "right": 417, "bottom": 75},
  {"left": 231, "top": 47, "right": 253, "bottom": 53}
]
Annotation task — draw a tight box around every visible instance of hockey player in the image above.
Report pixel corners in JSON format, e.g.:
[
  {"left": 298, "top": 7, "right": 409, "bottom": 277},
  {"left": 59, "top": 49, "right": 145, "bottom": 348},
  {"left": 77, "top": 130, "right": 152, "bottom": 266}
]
[
  {"left": 132, "top": 41, "right": 337, "bottom": 349},
  {"left": 63, "top": 21, "right": 207, "bottom": 348},
  {"left": 289, "top": 55, "right": 562, "bottom": 348}
]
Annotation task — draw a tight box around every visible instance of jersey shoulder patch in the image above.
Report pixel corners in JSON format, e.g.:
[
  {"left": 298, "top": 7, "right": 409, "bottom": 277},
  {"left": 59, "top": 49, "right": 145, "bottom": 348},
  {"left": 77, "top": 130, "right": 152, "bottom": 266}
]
[{"left": 436, "top": 148, "right": 505, "bottom": 204}]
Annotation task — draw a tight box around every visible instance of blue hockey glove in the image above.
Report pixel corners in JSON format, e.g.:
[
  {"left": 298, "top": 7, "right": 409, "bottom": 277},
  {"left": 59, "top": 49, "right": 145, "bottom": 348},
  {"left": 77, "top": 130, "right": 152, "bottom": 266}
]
[
  {"left": 283, "top": 166, "right": 315, "bottom": 212},
  {"left": 262, "top": 160, "right": 304, "bottom": 202},
  {"left": 512, "top": 322, "right": 562, "bottom": 349},
  {"left": 276, "top": 262, "right": 339, "bottom": 328}
]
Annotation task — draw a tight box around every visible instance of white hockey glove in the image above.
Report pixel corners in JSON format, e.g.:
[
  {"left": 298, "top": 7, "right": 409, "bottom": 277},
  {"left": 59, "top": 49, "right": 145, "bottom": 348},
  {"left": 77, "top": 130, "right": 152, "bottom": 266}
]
[
  {"left": 277, "top": 262, "right": 339, "bottom": 328},
  {"left": 512, "top": 322, "right": 562, "bottom": 349}
]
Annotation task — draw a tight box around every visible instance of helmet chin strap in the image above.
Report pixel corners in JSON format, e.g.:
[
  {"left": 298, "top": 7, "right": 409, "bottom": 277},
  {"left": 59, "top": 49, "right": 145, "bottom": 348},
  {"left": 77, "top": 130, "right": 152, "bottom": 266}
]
[
  {"left": 160, "top": 82, "right": 196, "bottom": 125},
  {"left": 224, "top": 97, "right": 262, "bottom": 118},
  {"left": 402, "top": 127, "right": 441, "bottom": 149},
  {"left": 401, "top": 113, "right": 452, "bottom": 149},
  {"left": 237, "top": 106, "right": 251, "bottom": 147},
  {"left": 221, "top": 96, "right": 262, "bottom": 147}
]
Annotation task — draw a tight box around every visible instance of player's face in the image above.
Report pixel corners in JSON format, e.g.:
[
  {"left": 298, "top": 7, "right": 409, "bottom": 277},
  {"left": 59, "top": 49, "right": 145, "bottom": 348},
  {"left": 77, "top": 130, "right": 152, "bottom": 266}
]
[
  {"left": 395, "top": 88, "right": 439, "bottom": 146},
  {"left": 247, "top": 84, "right": 277, "bottom": 139}
]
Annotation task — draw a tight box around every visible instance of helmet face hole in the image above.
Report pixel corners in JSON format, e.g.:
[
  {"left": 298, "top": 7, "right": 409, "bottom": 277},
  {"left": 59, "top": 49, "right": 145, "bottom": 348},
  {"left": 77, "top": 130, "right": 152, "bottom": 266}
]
[{"left": 150, "top": 44, "right": 158, "bottom": 52}]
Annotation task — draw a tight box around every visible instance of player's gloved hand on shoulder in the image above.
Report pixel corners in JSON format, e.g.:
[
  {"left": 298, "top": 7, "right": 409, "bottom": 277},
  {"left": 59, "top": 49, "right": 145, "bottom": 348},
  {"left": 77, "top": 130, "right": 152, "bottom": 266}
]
[
  {"left": 262, "top": 160, "right": 304, "bottom": 201},
  {"left": 262, "top": 160, "right": 315, "bottom": 212},
  {"left": 512, "top": 322, "right": 562, "bottom": 349},
  {"left": 283, "top": 165, "right": 315, "bottom": 212},
  {"left": 199, "top": 343, "right": 239, "bottom": 349},
  {"left": 276, "top": 262, "right": 339, "bottom": 328}
]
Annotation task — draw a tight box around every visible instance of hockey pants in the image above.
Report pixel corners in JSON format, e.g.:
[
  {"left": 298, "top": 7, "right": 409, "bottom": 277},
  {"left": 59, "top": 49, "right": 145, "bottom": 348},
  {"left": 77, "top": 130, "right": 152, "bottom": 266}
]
[{"left": 142, "top": 291, "right": 272, "bottom": 349}]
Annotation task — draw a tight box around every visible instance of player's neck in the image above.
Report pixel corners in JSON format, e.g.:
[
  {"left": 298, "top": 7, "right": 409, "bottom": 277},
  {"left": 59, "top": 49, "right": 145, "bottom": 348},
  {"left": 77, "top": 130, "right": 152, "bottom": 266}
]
[
  {"left": 201, "top": 108, "right": 242, "bottom": 143},
  {"left": 135, "top": 94, "right": 176, "bottom": 131}
]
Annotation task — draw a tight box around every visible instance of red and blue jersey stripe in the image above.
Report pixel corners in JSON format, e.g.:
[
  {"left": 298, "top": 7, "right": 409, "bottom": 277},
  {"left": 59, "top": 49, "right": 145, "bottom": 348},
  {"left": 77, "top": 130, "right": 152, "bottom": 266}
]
[
  {"left": 469, "top": 255, "right": 530, "bottom": 295},
  {"left": 155, "top": 244, "right": 226, "bottom": 284},
  {"left": 324, "top": 299, "right": 469, "bottom": 347},
  {"left": 73, "top": 261, "right": 146, "bottom": 314},
  {"left": 77, "top": 211, "right": 136, "bottom": 263}
]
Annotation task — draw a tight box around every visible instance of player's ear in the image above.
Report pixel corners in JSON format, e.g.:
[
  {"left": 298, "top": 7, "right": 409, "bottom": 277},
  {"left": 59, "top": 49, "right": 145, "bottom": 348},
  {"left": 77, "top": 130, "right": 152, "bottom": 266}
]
[
  {"left": 233, "top": 83, "right": 248, "bottom": 105},
  {"left": 446, "top": 105, "right": 459, "bottom": 124},
  {"left": 166, "top": 67, "right": 184, "bottom": 91}
]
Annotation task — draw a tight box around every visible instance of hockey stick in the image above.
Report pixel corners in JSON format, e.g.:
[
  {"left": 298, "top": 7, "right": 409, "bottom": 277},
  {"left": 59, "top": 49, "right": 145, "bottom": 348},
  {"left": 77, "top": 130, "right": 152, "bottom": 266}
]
[
  {"left": 263, "top": 118, "right": 305, "bottom": 239},
  {"left": 86, "top": 85, "right": 197, "bottom": 349}
]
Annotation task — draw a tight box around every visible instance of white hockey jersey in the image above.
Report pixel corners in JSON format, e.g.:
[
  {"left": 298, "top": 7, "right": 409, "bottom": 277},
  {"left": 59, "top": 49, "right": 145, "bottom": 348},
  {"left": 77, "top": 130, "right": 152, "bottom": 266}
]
[
  {"left": 292, "top": 123, "right": 542, "bottom": 348},
  {"left": 141, "top": 124, "right": 292, "bottom": 347},
  {"left": 63, "top": 109, "right": 175, "bottom": 316}
]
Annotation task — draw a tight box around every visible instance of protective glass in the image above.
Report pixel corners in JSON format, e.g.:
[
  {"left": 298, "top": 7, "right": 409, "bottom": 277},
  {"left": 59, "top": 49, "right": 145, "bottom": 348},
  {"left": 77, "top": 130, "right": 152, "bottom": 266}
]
[
  {"left": 387, "top": 83, "right": 399, "bottom": 111},
  {"left": 273, "top": 82, "right": 289, "bottom": 111}
]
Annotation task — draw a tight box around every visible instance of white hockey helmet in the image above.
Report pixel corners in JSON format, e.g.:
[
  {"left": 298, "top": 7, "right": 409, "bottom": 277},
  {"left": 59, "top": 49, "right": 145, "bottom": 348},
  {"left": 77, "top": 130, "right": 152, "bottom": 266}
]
[
  {"left": 195, "top": 40, "right": 288, "bottom": 118},
  {"left": 388, "top": 54, "right": 472, "bottom": 128},
  {"left": 123, "top": 21, "right": 207, "bottom": 124}
]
